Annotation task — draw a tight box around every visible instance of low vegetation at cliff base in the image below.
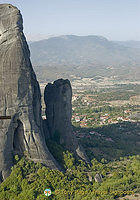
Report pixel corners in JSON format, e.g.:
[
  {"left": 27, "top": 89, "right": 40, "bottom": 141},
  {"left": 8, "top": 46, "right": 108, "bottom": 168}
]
[{"left": 0, "top": 154, "right": 139, "bottom": 200}]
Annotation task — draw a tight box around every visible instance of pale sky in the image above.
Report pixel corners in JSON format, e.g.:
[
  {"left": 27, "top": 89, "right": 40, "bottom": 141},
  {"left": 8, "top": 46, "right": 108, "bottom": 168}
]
[{"left": 0, "top": 0, "right": 140, "bottom": 41}]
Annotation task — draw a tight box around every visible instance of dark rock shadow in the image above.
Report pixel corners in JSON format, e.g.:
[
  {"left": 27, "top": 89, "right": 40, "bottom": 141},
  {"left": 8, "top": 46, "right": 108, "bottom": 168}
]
[{"left": 72, "top": 121, "right": 140, "bottom": 162}]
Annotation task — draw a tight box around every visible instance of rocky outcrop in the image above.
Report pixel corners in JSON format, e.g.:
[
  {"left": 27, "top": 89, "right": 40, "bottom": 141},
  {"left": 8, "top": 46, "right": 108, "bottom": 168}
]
[
  {"left": 44, "top": 79, "right": 89, "bottom": 162},
  {"left": 94, "top": 173, "right": 103, "bottom": 183},
  {"left": 0, "top": 4, "right": 59, "bottom": 182}
]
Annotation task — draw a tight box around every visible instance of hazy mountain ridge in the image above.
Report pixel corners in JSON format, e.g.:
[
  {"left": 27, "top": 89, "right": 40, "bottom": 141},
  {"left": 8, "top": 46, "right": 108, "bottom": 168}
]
[
  {"left": 115, "top": 40, "right": 140, "bottom": 49},
  {"left": 29, "top": 35, "right": 140, "bottom": 66},
  {"left": 29, "top": 35, "right": 140, "bottom": 82}
]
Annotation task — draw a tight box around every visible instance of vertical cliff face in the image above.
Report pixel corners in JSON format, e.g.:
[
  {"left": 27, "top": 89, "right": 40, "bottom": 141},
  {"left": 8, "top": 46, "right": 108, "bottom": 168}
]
[
  {"left": 0, "top": 4, "right": 59, "bottom": 182},
  {"left": 44, "top": 79, "right": 89, "bottom": 162}
]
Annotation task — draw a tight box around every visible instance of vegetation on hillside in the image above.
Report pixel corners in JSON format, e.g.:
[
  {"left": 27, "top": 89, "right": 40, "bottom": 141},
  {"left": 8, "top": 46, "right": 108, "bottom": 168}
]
[
  {"left": 0, "top": 153, "right": 139, "bottom": 200},
  {"left": 1, "top": 84, "right": 139, "bottom": 200}
]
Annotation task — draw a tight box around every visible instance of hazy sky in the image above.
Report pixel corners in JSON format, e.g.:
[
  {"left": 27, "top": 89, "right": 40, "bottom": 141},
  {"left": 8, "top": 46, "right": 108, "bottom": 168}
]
[{"left": 1, "top": 0, "right": 140, "bottom": 41}]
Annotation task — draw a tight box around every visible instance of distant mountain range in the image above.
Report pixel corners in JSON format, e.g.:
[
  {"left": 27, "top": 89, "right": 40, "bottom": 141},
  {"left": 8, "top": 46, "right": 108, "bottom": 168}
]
[
  {"left": 29, "top": 35, "right": 140, "bottom": 82},
  {"left": 115, "top": 40, "right": 140, "bottom": 49}
]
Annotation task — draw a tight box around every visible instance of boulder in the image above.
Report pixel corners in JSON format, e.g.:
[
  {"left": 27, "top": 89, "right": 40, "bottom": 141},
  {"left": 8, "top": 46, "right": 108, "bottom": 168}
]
[{"left": 94, "top": 173, "right": 103, "bottom": 183}]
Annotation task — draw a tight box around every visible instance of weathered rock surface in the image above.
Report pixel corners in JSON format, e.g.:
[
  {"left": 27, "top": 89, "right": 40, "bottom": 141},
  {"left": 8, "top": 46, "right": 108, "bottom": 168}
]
[
  {"left": 0, "top": 4, "right": 59, "bottom": 182},
  {"left": 94, "top": 173, "right": 103, "bottom": 183},
  {"left": 44, "top": 79, "right": 89, "bottom": 162}
]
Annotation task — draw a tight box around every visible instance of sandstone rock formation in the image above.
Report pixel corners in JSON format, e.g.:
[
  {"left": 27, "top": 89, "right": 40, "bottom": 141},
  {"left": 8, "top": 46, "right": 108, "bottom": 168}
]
[
  {"left": 44, "top": 79, "right": 89, "bottom": 162},
  {"left": 0, "top": 4, "right": 59, "bottom": 182}
]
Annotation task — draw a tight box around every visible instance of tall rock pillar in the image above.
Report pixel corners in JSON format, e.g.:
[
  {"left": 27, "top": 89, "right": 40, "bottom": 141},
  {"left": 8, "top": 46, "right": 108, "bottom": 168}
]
[
  {"left": 44, "top": 79, "right": 89, "bottom": 162},
  {"left": 0, "top": 4, "right": 59, "bottom": 182}
]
